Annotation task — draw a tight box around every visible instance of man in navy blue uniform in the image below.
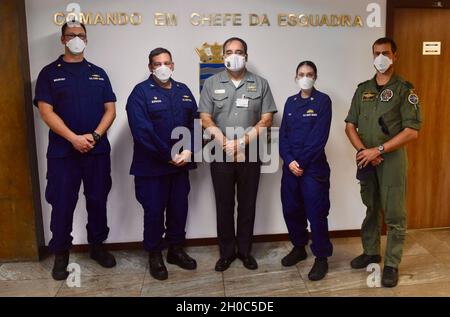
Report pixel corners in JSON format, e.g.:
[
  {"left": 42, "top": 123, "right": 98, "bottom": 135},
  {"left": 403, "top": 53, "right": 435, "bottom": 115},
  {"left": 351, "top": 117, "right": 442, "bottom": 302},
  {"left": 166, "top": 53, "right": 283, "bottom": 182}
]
[
  {"left": 34, "top": 22, "right": 117, "bottom": 281},
  {"left": 279, "top": 61, "right": 333, "bottom": 281},
  {"left": 126, "top": 48, "right": 198, "bottom": 281}
]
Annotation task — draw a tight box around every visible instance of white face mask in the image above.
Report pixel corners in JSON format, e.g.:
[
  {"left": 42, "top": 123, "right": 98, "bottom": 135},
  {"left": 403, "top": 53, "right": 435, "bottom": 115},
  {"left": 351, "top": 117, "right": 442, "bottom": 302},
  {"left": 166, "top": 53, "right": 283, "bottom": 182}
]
[
  {"left": 296, "top": 76, "right": 315, "bottom": 90},
  {"left": 224, "top": 54, "right": 246, "bottom": 72},
  {"left": 373, "top": 54, "right": 393, "bottom": 74},
  {"left": 153, "top": 65, "right": 173, "bottom": 83},
  {"left": 66, "top": 36, "right": 86, "bottom": 55}
]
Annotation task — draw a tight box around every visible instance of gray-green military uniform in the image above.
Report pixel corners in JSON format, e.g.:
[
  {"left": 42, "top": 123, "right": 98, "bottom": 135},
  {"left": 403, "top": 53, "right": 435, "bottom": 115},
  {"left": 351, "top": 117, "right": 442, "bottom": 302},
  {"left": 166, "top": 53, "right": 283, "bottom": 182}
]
[
  {"left": 198, "top": 70, "right": 277, "bottom": 259},
  {"left": 345, "top": 74, "right": 422, "bottom": 268}
]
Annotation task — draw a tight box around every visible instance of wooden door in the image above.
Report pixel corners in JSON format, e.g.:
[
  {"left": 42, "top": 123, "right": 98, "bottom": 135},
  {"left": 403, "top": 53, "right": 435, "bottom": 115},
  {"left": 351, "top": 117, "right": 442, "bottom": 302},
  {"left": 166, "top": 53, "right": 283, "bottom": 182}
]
[{"left": 390, "top": 7, "right": 450, "bottom": 228}]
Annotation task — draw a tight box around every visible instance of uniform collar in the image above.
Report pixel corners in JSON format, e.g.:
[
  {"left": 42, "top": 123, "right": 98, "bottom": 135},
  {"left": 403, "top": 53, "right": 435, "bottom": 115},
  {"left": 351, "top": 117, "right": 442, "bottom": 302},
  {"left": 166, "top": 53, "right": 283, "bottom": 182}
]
[
  {"left": 369, "top": 73, "right": 400, "bottom": 90},
  {"left": 293, "top": 88, "right": 319, "bottom": 103},
  {"left": 218, "top": 69, "right": 256, "bottom": 84},
  {"left": 148, "top": 75, "right": 182, "bottom": 90},
  {"left": 55, "top": 55, "right": 92, "bottom": 73}
]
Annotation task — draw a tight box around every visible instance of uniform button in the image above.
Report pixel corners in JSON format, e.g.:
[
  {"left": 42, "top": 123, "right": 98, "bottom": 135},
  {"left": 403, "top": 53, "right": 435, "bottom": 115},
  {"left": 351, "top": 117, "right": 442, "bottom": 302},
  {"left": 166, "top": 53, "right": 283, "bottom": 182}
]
[
  {"left": 311, "top": 97, "right": 314, "bottom": 101},
  {"left": 234, "top": 113, "right": 238, "bottom": 116}
]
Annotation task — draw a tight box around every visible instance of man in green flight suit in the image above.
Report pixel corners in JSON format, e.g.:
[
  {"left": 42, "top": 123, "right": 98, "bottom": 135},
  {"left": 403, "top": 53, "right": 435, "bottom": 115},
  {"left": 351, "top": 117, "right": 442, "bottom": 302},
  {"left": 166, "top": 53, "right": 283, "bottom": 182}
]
[{"left": 344, "top": 37, "right": 422, "bottom": 287}]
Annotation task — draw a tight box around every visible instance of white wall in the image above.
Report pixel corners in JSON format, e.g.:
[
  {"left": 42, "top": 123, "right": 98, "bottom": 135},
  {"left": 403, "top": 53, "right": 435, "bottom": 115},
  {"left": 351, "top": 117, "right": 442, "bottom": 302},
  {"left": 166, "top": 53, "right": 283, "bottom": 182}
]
[{"left": 25, "top": 0, "right": 386, "bottom": 245}]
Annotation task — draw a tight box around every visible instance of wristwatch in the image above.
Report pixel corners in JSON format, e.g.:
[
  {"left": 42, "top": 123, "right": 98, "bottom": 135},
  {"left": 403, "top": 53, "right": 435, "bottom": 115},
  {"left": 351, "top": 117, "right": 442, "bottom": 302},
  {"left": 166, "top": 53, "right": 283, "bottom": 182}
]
[
  {"left": 92, "top": 131, "right": 102, "bottom": 142},
  {"left": 377, "top": 144, "right": 385, "bottom": 154},
  {"left": 238, "top": 138, "right": 246, "bottom": 149}
]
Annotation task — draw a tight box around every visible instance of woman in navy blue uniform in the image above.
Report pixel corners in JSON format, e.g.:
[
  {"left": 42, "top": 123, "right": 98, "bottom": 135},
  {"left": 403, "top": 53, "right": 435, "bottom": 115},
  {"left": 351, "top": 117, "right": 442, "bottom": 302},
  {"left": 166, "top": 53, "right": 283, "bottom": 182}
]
[{"left": 279, "top": 61, "right": 333, "bottom": 281}]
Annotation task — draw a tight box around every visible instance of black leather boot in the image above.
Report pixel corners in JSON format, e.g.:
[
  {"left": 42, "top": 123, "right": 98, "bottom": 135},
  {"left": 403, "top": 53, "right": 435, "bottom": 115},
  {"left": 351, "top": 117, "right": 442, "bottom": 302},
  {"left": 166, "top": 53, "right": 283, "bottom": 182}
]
[
  {"left": 167, "top": 245, "right": 197, "bottom": 270},
  {"left": 52, "top": 251, "right": 70, "bottom": 281},
  {"left": 90, "top": 244, "right": 117, "bottom": 268},
  {"left": 149, "top": 251, "right": 168, "bottom": 280}
]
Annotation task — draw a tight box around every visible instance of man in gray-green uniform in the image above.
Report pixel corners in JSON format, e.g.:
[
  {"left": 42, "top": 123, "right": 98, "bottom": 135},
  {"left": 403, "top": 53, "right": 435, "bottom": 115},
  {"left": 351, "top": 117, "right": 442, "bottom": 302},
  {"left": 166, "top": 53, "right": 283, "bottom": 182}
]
[
  {"left": 199, "top": 37, "right": 277, "bottom": 272},
  {"left": 345, "top": 37, "right": 422, "bottom": 287}
]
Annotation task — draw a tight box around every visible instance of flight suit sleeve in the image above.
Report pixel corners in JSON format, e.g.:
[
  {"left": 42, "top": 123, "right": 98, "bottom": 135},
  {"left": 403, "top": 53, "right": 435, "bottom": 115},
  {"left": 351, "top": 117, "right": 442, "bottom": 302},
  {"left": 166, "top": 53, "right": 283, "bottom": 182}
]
[
  {"left": 101, "top": 71, "right": 117, "bottom": 103},
  {"left": 126, "top": 86, "right": 172, "bottom": 162},
  {"left": 345, "top": 88, "right": 360, "bottom": 126},
  {"left": 33, "top": 68, "right": 54, "bottom": 107},
  {"left": 198, "top": 78, "right": 214, "bottom": 114},
  {"left": 261, "top": 80, "right": 278, "bottom": 114},
  {"left": 279, "top": 101, "right": 295, "bottom": 165},
  {"left": 296, "top": 95, "right": 332, "bottom": 169},
  {"left": 400, "top": 87, "right": 422, "bottom": 131}
]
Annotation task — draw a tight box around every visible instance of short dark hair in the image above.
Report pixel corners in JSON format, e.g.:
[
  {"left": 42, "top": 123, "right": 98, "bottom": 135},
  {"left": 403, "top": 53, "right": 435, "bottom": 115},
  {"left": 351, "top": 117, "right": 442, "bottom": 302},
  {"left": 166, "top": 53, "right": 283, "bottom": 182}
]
[
  {"left": 296, "top": 60, "right": 318, "bottom": 78},
  {"left": 372, "top": 37, "right": 397, "bottom": 53},
  {"left": 223, "top": 37, "right": 248, "bottom": 55},
  {"left": 148, "top": 47, "right": 172, "bottom": 64},
  {"left": 61, "top": 21, "right": 87, "bottom": 36}
]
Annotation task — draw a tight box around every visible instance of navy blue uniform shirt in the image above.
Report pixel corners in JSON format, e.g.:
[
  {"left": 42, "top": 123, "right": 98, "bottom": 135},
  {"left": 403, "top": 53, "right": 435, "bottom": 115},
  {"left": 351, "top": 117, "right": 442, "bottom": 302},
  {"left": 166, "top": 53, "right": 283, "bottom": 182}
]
[
  {"left": 126, "top": 76, "right": 199, "bottom": 177},
  {"left": 279, "top": 88, "right": 332, "bottom": 177},
  {"left": 33, "top": 55, "right": 116, "bottom": 158}
]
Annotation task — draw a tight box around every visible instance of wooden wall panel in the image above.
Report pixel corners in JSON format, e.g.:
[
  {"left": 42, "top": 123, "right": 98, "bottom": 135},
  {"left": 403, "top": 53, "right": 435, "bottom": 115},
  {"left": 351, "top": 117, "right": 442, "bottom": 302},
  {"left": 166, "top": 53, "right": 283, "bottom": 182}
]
[{"left": 0, "top": 0, "right": 44, "bottom": 261}]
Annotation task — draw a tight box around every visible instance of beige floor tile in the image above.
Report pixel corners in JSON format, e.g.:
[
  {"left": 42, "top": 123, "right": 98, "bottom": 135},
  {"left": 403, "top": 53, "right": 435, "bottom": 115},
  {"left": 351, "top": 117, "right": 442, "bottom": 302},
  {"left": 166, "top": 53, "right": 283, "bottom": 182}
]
[
  {"left": 393, "top": 281, "right": 450, "bottom": 297},
  {"left": 407, "top": 229, "right": 450, "bottom": 255},
  {"left": 57, "top": 273, "right": 144, "bottom": 297},
  {"left": 69, "top": 250, "right": 148, "bottom": 276},
  {"left": 141, "top": 269, "right": 224, "bottom": 297},
  {"left": 0, "top": 258, "right": 53, "bottom": 281},
  {"left": 224, "top": 269, "right": 308, "bottom": 297},
  {"left": 398, "top": 254, "right": 450, "bottom": 286},
  {"left": 434, "top": 253, "right": 450, "bottom": 269},
  {"left": 0, "top": 279, "right": 62, "bottom": 297},
  {"left": 310, "top": 286, "right": 395, "bottom": 297}
]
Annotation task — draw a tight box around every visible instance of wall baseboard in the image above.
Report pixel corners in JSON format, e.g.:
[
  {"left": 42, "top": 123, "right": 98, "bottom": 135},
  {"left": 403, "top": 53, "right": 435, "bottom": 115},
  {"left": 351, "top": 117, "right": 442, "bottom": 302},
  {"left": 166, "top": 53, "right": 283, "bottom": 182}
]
[{"left": 39, "top": 229, "right": 361, "bottom": 257}]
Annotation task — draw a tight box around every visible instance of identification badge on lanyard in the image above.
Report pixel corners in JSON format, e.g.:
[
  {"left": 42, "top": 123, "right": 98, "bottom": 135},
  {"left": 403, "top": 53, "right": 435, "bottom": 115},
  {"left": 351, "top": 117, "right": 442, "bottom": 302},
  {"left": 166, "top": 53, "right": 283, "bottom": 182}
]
[{"left": 236, "top": 94, "right": 249, "bottom": 108}]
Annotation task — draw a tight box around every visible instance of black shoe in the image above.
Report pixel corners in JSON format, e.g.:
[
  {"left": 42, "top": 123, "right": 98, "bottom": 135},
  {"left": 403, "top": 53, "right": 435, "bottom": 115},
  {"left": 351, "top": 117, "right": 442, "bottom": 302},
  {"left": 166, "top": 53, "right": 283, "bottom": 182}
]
[
  {"left": 281, "top": 246, "right": 307, "bottom": 267},
  {"left": 350, "top": 254, "right": 381, "bottom": 269},
  {"left": 214, "top": 254, "right": 237, "bottom": 272},
  {"left": 308, "top": 257, "right": 328, "bottom": 281},
  {"left": 90, "top": 244, "right": 117, "bottom": 268},
  {"left": 52, "top": 251, "right": 70, "bottom": 281},
  {"left": 237, "top": 254, "right": 258, "bottom": 270},
  {"left": 149, "top": 251, "right": 168, "bottom": 280},
  {"left": 382, "top": 266, "right": 399, "bottom": 287},
  {"left": 167, "top": 245, "right": 197, "bottom": 270}
]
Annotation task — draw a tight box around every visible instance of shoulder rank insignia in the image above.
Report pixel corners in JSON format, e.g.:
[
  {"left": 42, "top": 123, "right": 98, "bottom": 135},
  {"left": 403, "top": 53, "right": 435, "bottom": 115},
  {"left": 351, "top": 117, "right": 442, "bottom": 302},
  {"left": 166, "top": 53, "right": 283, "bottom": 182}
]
[{"left": 380, "top": 89, "right": 393, "bottom": 102}]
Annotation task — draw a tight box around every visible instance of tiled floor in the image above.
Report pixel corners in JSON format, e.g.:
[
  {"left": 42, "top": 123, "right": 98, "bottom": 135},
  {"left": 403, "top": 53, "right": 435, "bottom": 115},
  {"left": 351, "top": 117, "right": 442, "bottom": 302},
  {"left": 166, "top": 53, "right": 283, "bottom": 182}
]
[{"left": 1, "top": 228, "right": 450, "bottom": 297}]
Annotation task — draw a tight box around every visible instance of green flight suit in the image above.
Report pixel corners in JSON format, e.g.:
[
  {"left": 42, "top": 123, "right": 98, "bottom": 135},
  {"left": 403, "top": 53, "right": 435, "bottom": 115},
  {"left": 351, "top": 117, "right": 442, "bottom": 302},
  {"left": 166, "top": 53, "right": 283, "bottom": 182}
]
[{"left": 345, "top": 74, "right": 422, "bottom": 267}]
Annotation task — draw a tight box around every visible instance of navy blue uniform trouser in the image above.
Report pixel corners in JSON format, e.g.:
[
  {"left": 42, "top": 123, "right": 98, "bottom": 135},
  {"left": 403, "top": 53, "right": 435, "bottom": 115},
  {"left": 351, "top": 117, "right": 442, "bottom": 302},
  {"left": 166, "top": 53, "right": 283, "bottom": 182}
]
[
  {"left": 210, "top": 162, "right": 261, "bottom": 259},
  {"left": 134, "top": 171, "right": 190, "bottom": 252},
  {"left": 281, "top": 170, "right": 333, "bottom": 258},
  {"left": 46, "top": 154, "right": 112, "bottom": 254}
]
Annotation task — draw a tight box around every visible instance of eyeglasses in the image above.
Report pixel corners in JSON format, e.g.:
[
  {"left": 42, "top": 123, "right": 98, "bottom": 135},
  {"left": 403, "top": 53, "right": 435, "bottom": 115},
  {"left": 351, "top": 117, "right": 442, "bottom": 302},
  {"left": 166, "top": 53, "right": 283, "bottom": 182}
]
[{"left": 63, "top": 33, "right": 87, "bottom": 41}]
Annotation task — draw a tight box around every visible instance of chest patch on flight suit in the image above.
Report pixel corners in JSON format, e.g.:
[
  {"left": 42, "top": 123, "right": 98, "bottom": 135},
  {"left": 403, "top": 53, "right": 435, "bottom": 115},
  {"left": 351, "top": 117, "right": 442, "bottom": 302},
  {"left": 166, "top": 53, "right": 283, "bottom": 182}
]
[
  {"left": 247, "top": 83, "right": 257, "bottom": 92},
  {"left": 303, "top": 109, "right": 317, "bottom": 117},
  {"left": 380, "top": 89, "right": 394, "bottom": 102},
  {"left": 151, "top": 96, "right": 162, "bottom": 104},
  {"left": 362, "top": 91, "right": 377, "bottom": 102}
]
